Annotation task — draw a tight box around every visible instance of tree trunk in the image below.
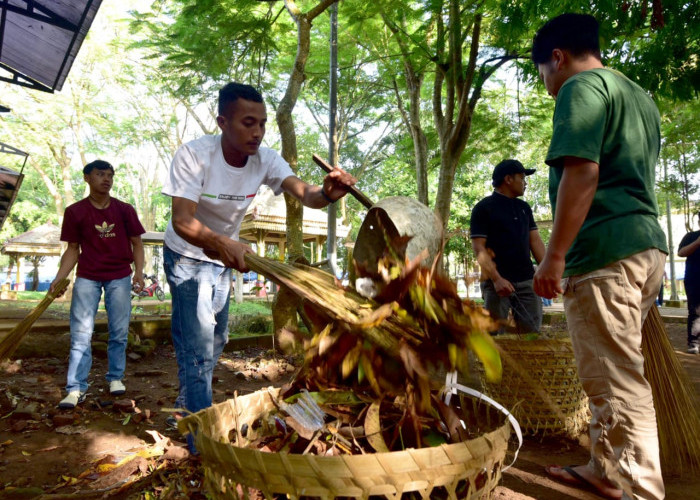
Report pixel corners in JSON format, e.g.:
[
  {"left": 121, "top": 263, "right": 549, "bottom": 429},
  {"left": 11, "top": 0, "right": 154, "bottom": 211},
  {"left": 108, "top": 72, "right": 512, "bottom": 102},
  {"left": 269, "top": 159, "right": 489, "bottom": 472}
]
[
  {"left": 273, "top": 0, "right": 338, "bottom": 334},
  {"left": 384, "top": 11, "right": 431, "bottom": 207},
  {"left": 394, "top": 73, "right": 429, "bottom": 206},
  {"left": 434, "top": 150, "right": 461, "bottom": 231}
]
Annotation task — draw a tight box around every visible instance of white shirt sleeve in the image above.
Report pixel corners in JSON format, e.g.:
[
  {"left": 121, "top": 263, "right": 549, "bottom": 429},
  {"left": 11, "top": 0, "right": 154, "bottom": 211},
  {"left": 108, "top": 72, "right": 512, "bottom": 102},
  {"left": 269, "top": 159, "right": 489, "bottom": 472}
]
[
  {"left": 262, "top": 149, "right": 296, "bottom": 195},
  {"left": 162, "top": 144, "right": 204, "bottom": 202}
]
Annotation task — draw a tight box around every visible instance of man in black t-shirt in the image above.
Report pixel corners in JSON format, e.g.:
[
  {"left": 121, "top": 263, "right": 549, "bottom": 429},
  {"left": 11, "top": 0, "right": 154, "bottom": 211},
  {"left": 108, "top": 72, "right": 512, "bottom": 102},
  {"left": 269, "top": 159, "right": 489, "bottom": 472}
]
[
  {"left": 470, "top": 159, "right": 546, "bottom": 333},
  {"left": 679, "top": 212, "right": 700, "bottom": 354}
]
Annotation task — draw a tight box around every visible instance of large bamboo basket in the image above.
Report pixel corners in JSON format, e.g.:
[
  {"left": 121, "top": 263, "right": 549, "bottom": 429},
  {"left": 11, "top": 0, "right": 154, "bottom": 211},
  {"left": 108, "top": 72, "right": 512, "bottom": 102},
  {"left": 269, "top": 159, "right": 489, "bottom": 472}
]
[
  {"left": 478, "top": 336, "right": 589, "bottom": 437},
  {"left": 179, "top": 387, "right": 513, "bottom": 500}
]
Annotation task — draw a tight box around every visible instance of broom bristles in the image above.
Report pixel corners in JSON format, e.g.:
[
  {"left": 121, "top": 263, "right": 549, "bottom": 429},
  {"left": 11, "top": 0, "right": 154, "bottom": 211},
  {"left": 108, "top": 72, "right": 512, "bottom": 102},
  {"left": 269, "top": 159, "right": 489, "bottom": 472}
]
[
  {"left": 0, "top": 278, "right": 70, "bottom": 361},
  {"left": 642, "top": 304, "right": 700, "bottom": 475}
]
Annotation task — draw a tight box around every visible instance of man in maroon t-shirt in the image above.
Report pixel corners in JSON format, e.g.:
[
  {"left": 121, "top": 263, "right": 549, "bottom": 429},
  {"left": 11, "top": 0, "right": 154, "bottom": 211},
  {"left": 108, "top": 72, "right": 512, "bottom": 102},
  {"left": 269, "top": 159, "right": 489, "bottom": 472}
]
[{"left": 50, "top": 160, "right": 146, "bottom": 409}]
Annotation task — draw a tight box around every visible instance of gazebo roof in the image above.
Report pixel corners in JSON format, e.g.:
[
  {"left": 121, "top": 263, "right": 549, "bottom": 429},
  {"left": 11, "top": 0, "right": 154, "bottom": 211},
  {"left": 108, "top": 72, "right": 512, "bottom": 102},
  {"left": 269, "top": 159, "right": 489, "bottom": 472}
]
[
  {"left": 1, "top": 221, "right": 61, "bottom": 256},
  {"left": 239, "top": 186, "right": 350, "bottom": 244}
]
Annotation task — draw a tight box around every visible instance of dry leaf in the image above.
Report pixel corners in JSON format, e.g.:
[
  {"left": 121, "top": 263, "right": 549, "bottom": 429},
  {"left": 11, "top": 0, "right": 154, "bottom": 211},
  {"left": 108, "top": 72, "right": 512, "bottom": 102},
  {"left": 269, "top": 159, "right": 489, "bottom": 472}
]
[{"left": 364, "top": 402, "right": 389, "bottom": 453}]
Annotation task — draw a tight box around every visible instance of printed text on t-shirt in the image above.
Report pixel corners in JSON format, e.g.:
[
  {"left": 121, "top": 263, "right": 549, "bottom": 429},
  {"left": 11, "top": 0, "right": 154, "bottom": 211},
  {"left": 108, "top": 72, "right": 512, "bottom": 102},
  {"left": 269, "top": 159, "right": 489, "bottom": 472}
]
[{"left": 204, "top": 193, "right": 257, "bottom": 201}]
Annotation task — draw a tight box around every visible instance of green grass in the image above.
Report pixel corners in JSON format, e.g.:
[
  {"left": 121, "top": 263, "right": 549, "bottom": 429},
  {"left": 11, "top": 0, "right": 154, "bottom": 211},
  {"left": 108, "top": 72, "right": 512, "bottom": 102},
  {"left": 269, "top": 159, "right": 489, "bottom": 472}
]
[
  {"left": 0, "top": 292, "right": 273, "bottom": 320},
  {"left": 16, "top": 291, "right": 48, "bottom": 301},
  {"left": 228, "top": 300, "right": 273, "bottom": 336},
  {"left": 229, "top": 300, "right": 271, "bottom": 316},
  {"left": 0, "top": 295, "right": 71, "bottom": 317}
]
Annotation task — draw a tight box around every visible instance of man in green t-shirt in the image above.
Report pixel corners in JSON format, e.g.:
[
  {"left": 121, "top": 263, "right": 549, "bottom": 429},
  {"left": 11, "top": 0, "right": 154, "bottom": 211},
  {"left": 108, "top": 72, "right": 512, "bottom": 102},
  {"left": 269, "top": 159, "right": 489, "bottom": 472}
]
[{"left": 532, "top": 13, "right": 668, "bottom": 500}]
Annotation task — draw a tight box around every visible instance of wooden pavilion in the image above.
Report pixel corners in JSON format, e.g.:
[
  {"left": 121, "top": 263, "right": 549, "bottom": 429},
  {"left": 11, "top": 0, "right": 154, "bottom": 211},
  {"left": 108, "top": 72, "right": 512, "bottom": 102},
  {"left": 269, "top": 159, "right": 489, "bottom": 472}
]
[
  {"left": 1, "top": 222, "right": 61, "bottom": 290},
  {"left": 0, "top": 187, "right": 349, "bottom": 291},
  {"left": 239, "top": 186, "right": 350, "bottom": 262}
]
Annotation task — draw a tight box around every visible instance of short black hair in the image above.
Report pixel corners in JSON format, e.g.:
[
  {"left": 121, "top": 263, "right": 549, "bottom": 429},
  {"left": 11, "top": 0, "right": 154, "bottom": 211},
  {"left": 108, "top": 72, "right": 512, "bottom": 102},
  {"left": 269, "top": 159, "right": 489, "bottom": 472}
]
[
  {"left": 532, "top": 13, "right": 601, "bottom": 64},
  {"left": 218, "top": 82, "right": 263, "bottom": 116},
  {"left": 83, "top": 160, "right": 114, "bottom": 175}
]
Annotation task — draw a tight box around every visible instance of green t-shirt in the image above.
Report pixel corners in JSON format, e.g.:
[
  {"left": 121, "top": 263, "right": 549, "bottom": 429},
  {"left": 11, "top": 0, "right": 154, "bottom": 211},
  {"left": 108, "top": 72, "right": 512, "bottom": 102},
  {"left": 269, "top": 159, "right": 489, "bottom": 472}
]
[{"left": 546, "top": 68, "right": 668, "bottom": 277}]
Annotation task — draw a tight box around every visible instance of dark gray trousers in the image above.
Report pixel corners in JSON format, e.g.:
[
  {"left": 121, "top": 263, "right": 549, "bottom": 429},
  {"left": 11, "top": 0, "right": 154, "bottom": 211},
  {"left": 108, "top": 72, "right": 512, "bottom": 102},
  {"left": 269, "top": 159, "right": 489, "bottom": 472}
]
[{"left": 481, "top": 278, "right": 542, "bottom": 333}]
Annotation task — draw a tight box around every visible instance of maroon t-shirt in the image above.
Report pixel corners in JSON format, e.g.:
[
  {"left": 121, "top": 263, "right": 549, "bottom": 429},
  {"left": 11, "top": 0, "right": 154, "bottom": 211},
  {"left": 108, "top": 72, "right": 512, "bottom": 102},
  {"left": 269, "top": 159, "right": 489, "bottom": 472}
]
[{"left": 61, "top": 198, "right": 146, "bottom": 281}]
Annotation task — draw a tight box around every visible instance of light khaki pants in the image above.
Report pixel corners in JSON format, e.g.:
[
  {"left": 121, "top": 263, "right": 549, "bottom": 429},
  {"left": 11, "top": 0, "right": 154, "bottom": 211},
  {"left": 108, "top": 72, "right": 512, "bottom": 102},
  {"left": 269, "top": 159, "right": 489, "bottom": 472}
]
[{"left": 563, "top": 248, "right": 666, "bottom": 500}]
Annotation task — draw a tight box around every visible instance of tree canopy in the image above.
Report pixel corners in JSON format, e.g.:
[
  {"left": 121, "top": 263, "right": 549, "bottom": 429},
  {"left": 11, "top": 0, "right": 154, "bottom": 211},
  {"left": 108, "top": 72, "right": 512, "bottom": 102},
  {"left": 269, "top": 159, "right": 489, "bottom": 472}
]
[{"left": 0, "top": 0, "right": 698, "bottom": 280}]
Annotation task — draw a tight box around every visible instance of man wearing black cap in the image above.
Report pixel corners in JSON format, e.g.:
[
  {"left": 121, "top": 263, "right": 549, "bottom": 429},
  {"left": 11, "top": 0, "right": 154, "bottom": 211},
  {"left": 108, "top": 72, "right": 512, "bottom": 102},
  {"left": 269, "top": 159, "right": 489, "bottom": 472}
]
[{"left": 470, "top": 159, "right": 546, "bottom": 333}]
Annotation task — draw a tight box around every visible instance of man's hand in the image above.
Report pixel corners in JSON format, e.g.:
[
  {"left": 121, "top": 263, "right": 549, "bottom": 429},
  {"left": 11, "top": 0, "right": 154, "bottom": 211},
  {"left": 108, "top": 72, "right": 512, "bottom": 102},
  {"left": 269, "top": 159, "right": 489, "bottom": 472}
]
[
  {"left": 322, "top": 167, "right": 357, "bottom": 202},
  {"left": 208, "top": 239, "right": 255, "bottom": 271},
  {"left": 533, "top": 157, "right": 596, "bottom": 300},
  {"left": 49, "top": 278, "right": 68, "bottom": 298},
  {"left": 533, "top": 255, "right": 565, "bottom": 299},
  {"left": 132, "top": 272, "right": 145, "bottom": 293},
  {"left": 493, "top": 276, "right": 515, "bottom": 297}
]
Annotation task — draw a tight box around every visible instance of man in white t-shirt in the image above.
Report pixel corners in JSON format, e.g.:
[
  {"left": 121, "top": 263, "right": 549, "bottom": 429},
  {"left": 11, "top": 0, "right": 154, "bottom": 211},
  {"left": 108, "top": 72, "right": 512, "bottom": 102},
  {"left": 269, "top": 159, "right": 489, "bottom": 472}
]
[{"left": 161, "top": 82, "right": 355, "bottom": 447}]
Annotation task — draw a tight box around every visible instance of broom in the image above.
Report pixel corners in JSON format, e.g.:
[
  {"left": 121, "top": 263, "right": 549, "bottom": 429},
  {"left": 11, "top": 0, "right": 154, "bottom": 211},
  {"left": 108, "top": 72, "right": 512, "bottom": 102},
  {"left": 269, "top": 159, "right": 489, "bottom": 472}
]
[
  {"left": 0, "top": 278, "right": 70, "bottom": 361},
  {"left": 642, "top": 304, "right": 700, "bottom": 475}
]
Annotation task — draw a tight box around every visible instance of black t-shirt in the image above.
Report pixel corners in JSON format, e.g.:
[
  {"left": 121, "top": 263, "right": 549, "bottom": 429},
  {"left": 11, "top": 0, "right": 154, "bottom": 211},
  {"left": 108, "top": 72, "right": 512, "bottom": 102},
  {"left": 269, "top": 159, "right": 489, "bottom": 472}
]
[
  {"left": 679, "top": 230, "right": 700, "bottom": 282},
  {"left": 470, "top": 191, "right": 538, "bottom": 283}
]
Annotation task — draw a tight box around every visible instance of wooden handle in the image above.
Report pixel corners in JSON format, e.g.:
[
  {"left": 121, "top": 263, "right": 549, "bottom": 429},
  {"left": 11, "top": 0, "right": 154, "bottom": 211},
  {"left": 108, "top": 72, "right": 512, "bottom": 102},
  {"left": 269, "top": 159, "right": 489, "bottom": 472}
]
[
  {"left": 312, "top": 154, "right": 374, "bottom": 209},
  {"left": 0, "top": 278, "right": 70, "bottom": 361}
]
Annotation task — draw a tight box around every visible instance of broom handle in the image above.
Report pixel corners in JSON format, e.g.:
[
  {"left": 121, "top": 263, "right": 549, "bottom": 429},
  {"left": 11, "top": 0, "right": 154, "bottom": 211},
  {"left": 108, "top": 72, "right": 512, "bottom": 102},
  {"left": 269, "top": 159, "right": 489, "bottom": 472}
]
[
  {"left": 0, "top": 278, "right": 70, "bottom": 361},
  {"left": 312, "top": 154, "right": 374, "bottom": 209}
]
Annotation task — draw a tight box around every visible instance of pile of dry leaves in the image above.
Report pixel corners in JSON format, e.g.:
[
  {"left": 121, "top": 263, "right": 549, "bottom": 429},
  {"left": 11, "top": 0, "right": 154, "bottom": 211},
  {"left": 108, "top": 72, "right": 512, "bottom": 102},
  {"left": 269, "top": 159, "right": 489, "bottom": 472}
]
[{"left": 241, "top": 238, "right": 501, "bottom": 455}]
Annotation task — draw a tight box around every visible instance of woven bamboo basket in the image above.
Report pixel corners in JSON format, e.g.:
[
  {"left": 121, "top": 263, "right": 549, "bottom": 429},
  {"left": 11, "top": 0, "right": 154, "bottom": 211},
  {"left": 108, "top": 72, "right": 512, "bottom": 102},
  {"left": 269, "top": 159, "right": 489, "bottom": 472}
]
[
  {"left": 179, "top": 387, "right": 513, "bottom": 500},
  {"left": 478, "top": 336, "right": 589, "bottom": 437}
]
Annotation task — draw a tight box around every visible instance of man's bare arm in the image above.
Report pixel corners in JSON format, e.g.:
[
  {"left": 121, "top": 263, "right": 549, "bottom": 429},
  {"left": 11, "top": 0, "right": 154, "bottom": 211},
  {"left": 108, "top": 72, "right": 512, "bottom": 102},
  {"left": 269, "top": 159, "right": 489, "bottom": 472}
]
[
  {"left": 679, "top": 235, "right": 700, "bottom": 258},
  {"left": 171, "top": 197, "right": 253, "bottom": 271},
  {"left": 472, "top": 237, "right": 515, "bottom": 296},
  {"left": 130, "top": 235, "right": 145, "bottom": 291},
  {"left": 530, "top": 229, "right": 546, "bottom": 265},
  {"left": 534, "top": 157, "right": 599, "bottom": 298},
  {"left": 49, "top": 242, "right": 80, "bottom": 296},
  {"left": 281, "top": 167, "right": 357, "bottom": 209}
]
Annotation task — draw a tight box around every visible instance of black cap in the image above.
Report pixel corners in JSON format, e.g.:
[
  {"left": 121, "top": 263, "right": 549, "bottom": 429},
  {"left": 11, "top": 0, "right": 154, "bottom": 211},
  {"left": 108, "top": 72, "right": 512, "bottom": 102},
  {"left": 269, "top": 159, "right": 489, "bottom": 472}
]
[{"left": 492, "top": 159, "right": 535, "bottom": 187}]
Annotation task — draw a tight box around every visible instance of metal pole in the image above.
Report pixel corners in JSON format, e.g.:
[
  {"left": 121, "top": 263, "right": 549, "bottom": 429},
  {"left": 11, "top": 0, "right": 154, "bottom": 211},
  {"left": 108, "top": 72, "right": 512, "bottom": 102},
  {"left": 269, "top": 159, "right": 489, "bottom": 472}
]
[
  {"left": 665, "top": 157, "right": 678, "bottom": 300},
  {"left": 326, "top": 1, "right": 339, "bottom": 277}
]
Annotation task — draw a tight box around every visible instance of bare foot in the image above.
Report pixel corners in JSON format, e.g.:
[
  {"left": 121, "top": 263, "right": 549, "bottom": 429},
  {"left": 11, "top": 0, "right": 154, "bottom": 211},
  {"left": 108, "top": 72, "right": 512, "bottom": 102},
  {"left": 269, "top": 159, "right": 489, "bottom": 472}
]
[{"left": 545, "top": 465, "right": 623, "bottom": 500}]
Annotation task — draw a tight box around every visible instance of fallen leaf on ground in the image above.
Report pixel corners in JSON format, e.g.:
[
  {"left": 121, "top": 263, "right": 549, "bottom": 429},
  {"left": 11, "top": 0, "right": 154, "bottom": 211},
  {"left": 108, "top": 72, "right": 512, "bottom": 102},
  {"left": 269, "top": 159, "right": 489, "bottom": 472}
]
[
  {"left": 88, "top": 456, "right": 149, "bottom": 490},
  {"left": 35, "top": 445, "right": 61, "bottom": 453}
]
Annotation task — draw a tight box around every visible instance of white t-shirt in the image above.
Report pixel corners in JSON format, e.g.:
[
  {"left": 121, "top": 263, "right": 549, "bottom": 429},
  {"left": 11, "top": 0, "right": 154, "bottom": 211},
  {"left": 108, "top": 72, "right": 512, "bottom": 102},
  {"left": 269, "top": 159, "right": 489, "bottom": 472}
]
[{"left": 162, "top": 134, "right": 295, "bottom": 263}]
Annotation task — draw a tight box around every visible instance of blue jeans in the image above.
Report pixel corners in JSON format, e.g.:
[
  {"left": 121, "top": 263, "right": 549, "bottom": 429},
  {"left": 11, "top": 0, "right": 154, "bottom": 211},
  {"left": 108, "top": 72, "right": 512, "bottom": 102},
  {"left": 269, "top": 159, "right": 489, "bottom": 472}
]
[
  {"left": 163, "top": 246, "right": 231, "bottom": 418},
  {"left": 66, "top": 275, "right": 132, "bottom": 393}
]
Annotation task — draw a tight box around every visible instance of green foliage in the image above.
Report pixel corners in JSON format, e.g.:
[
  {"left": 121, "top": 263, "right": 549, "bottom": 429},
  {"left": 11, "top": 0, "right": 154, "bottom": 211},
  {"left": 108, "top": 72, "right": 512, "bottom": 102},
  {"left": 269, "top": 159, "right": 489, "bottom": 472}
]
[
  {"left": 507, "top": 0, "right": 700, "bottom": 99},
  {"left": 1, "top": 0, "right": 698, "bottom": 285},
  {"left": 128, "top": 0, "right": 294, "bottom": 98},
  {"left": 0, "top": 200, "right": 55, "bottom": 241},
  {"left": 657, "top": 97, "right": 700, "bottom": 228}
]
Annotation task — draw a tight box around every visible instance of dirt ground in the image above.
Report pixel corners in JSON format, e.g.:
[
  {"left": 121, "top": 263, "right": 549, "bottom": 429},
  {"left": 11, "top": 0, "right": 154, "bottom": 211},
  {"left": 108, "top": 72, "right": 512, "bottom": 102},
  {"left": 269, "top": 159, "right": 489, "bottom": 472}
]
[{"left": 0, "top": 305, "right": 699, "bottom": 500}]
